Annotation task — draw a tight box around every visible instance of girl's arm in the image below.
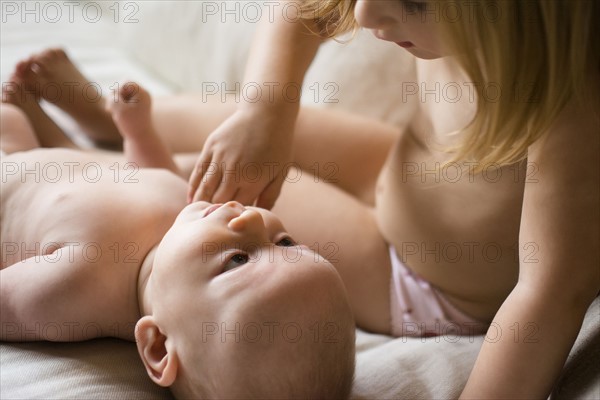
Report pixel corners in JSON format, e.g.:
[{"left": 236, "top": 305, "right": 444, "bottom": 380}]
[
  {"left": 241, "top": 0, "right": 323, "bottom": 117},
  {"left": 188, "top": 1, "right": 324, "bottom": 208},
  {"left": 460, "top": 100, "right": 600, "bottom": 398}
]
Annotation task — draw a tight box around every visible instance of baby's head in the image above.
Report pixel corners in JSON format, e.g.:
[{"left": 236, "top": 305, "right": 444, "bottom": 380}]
[{"left": 136, "top": 201, "right": 356, "bottom": 399}]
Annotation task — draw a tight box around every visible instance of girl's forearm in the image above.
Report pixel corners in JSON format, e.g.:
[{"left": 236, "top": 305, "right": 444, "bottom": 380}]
[
  {"left": 240, "top": 0, "right": 323, "bottom": 116},
  {"left": 460, "top": 283, "right": 592, "bottom": 398}
]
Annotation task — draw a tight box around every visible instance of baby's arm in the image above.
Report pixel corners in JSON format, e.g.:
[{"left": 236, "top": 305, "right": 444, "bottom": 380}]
[
  {"left": 188, "top": 1, "right": 324, "bottom": 207},
  {"left": 460, "top": 101, "right": 599, "bottom": 398},
  {"left": 1, "top": 247, "right": 130, "bottom": 342}
]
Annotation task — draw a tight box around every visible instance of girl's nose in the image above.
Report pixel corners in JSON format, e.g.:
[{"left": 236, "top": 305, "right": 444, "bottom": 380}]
[{"left": 354, "top": 0, "right": 399, "bottom": 30}]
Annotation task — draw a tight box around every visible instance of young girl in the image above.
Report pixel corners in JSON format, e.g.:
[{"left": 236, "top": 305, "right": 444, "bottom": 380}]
[{"left": 184, "top": 0, "right": 599, "bottom": 397}]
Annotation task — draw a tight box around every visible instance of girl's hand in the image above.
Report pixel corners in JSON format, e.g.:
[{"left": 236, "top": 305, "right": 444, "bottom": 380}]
[{"left": 187, "top": 108, "right": 295, "bottom": 209}]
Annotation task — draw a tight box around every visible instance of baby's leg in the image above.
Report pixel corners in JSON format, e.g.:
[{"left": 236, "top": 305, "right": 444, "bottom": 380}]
[
  {"left": 19, "top": 47, "right": 395, "bottom": 201},
  {"left": 107, "top": 82, "right": 180, "bottom": 175},
  {"left": 150, "top": 95, "right": 237, "bottom": 153},
  {"left": 2, "top": 73, "right": 75, "bottom": 149},
  {"left": 23, "top": 48, "right": 122, "bottom": 148}
]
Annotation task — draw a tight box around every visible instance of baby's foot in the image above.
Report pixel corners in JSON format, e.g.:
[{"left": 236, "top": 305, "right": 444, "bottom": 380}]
[
  {"left": 3, "top": 51, "right": 50, "bottom": 105},
  {"left": 27, "top": 48, "right": 98, "bottom": 107},
  {"left": 11, "top": 59, "right": 40, "bottom": 92},
  {"left": 108, "top": 81, "right": 179, "bottom": 174},
  {"left": 22, "top": 48, "right": 121, "bottom": 147},
  {"left": 107, "top": 81, "right": 153, "bottom": 141}
]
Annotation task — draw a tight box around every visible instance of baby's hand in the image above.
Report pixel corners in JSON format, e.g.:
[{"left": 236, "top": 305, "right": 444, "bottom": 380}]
[{"left": 188, "top": 108, "right": 294, "bottom": 209}]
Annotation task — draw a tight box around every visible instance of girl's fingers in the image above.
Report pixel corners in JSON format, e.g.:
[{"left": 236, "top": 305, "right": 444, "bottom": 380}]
[
  {"left": 188, "top": 152, "right": 212, "bottom": 202},
  {"left": 233, "top": 185, "right": 259, "bottom": 207},
  {"left": 193, "top": 160, "right": 222, "bottom": 203},
  {"left": 194, "top": 174, "right": 221, "bottom": 203},
  {"left": 255, "top": 173, "right": 285, "bottom": 210},
  {"left": 212, "top": 178, "right": 241, "bottom": 205}
]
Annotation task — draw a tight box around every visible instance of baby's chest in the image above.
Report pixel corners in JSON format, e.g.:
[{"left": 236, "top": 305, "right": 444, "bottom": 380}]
[{"left": 15, "top": 184, "right": 169, "bottom": 267}]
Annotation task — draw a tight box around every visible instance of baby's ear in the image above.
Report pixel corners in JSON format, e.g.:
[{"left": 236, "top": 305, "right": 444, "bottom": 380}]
[{"left": 135, "top": 316, "right": 178, "bottom": 387}]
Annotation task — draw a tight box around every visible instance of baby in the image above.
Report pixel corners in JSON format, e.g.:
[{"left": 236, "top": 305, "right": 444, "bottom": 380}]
[{"left": 0, "top": 63, "right": 355, "bottom": 398}]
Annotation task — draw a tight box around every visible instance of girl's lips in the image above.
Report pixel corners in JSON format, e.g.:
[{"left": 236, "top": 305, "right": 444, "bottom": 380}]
[
  {"left": 203, "top": 203, "right": 223, "bottom": 217},
  {"left": 396, "top": 41, "right": 414, "bottom": 48}
]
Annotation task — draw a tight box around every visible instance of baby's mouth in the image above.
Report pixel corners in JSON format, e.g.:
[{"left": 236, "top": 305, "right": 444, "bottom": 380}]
[{"left": 202, "top": 203, "right": 223, "bottom": 218}]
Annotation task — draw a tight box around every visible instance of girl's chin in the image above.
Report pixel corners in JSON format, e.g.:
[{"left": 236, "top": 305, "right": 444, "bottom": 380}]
[{"left": 402, "top": 46, "right": 444, "bottom": 60}]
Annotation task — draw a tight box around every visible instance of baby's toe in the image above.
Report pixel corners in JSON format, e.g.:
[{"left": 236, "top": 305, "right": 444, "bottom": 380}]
[
  {"left": 48, "top": 48, "right": 68, "bottom": 60},
  {"left": 120, "top": 81, "right": 151, "bottom": 106},
  {"left": 35, "top": 48, "right": 67, "bottom": 64},
  {"left": 14, "top": 60, "right": 35, "bottom": 78},
  {"left": 119, "top": 82, "right": 139, "bottom": 102}
]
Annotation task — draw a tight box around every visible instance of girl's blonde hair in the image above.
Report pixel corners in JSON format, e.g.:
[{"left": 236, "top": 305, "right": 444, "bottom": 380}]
[
  {"left": 301, "top": 0, "right": 600, "bottom": 168},
  {"left": 300, "top": 0, "right": 358, "bottom": 37}
]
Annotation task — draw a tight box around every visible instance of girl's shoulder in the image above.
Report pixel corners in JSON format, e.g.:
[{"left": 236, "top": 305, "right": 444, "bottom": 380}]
[
  {"left": 542, "top": 79, "right": 599, "bottom": 148},
  {"left": 527, "top": 86, "right": 598, "bottom": 187}
]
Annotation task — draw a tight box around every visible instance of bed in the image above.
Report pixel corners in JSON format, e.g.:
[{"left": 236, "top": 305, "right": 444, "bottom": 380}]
[{"left": 1, "top": 1, "right": 598, "bottom": 398}]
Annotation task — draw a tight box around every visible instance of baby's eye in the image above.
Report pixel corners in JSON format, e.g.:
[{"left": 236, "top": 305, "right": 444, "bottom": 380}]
[
  {"left": 276, "top": 237, "right": 297, "bottom": 247},
  {"left": 223, "top": 253, "right": 249, "bottom": 273}
]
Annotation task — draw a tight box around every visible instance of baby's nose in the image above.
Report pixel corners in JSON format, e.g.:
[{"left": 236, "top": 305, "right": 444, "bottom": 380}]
[{"left": 227, "top": 207, "right": 266, "bottom": 235}]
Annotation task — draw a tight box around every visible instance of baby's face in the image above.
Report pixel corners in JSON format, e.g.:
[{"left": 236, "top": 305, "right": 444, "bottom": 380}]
[{"left": 151, "top": 201, "right": 352, "bottom": 351}]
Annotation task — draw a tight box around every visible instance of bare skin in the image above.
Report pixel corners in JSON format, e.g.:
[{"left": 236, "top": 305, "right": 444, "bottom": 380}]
[
  {"left": 5, "top": 49, "right": 525, "bottom": 336},
  {"left": 0, "top": 146, "right": 179, "bottom": 342},
  {"left": 0, "top": 77, "right": 351, "bottom": 354},
  {"left": 149, "top": 61, "right": 525, "bottom": 328},
  {"left": 0, "top": 82, "right": 186, "bottom": 341},
  {"left": 14, "top": 49, "right": 122, "bottom": 147},
  {"left": 274, "top": 57, "right": 525, "bottom": 331},
  {"left": 0, "top": 61, "right": 362, "bottom": 400},
  {"left": 136, "top": 62, "right": 524, "bottom": 330},
  {"left": 2, "top": 69, "right": 76, "bottom": 149},
  {"left": 6, "top": 2, "right": 581, "bottom": 398},
  {"left": 1, "top": 50, "right": 396, "bottom": 334},
  {"left": 6, "top": 5, "right": 598, "bottom": 397}
]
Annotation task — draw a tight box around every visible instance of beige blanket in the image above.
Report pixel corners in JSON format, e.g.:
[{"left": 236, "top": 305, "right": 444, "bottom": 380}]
[{"left": 1, "top": 297, "right": 597, "bottom": 398}]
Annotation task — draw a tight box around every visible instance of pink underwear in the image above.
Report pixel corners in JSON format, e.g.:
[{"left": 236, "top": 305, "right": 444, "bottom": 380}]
[{"left": 389, "top": 246, "right": 489, "bottom": 337}]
